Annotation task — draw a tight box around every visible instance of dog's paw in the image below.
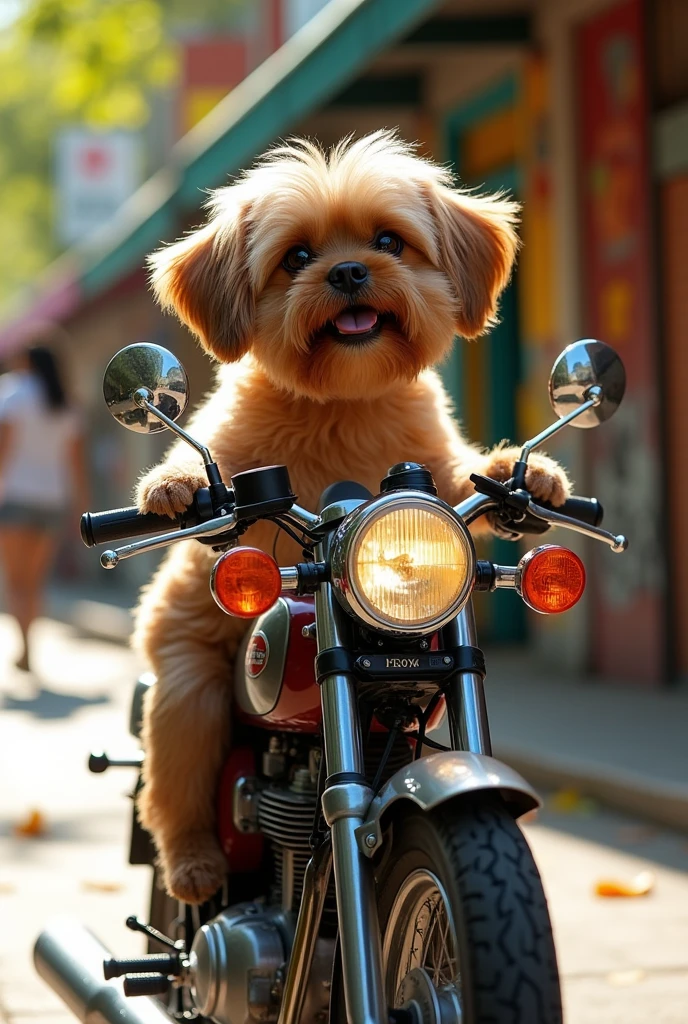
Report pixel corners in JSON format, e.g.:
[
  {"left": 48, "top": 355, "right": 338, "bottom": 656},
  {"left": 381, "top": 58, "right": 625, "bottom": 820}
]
[
  {"left": 483, "top": 447, "right": 571, "bottom": 507},
  {"left": 162, "top": 832, "right": 228, "bottom": 904},
  {"left": 136, "top": 465, "right": 207, "bottom": 518}
]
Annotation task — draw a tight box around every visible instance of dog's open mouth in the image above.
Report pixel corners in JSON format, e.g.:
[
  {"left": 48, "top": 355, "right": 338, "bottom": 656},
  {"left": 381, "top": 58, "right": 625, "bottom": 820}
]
[{"left": 323, "top": 306, "right": 393, "bottom": 344}]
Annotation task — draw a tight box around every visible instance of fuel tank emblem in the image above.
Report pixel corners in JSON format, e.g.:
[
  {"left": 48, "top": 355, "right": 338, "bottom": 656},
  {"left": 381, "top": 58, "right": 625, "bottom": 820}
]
[{"left": 246, "top": 631, "right": 269, "bottom": 678}]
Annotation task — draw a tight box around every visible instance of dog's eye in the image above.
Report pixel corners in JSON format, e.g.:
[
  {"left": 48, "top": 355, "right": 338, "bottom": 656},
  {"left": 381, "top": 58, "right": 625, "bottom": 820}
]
[
  {"left": 374, "top": 231, "right": 404, "bottom": 256},
  {"left": 282, "top": 245, "right": 314, "bottom": 273}
]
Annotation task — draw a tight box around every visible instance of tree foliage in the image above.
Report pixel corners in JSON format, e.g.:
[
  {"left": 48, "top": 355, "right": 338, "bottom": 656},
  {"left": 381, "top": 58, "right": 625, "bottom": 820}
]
[{"left": 0, "top": 0, "right": 244, "bottom": 311}]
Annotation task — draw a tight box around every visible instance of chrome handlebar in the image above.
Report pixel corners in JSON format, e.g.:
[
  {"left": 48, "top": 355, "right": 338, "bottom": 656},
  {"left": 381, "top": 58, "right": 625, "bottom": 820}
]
[
  {"left": 453, "top": 490, "right": 627, "bottom": 552},
  {"left": 99, "top": 487, "right": 627, "bottom": 570},
  {"left": 99, "top": 503, "right": 320, "bottom": 568},
  {"left": 99, "top": 512, "right": 239, "bottom": 568}
]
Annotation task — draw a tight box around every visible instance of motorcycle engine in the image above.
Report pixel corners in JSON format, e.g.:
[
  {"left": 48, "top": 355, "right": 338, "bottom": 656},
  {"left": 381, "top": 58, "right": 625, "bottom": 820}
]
[
  {"left": 189, "top": 737, "right": 411, "bottom": 1022},
  {"left": 188, "top": 902, "right": 334, "bottom": 1024},
  {"left": 189, "top": 903, "right": 285, "bottom": 1022}
]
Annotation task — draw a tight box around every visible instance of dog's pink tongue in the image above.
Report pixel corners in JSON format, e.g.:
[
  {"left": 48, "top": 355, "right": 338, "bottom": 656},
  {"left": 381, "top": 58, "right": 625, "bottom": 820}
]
[{"left": 334, "top": 307, "right": 378, "bottom": 334}]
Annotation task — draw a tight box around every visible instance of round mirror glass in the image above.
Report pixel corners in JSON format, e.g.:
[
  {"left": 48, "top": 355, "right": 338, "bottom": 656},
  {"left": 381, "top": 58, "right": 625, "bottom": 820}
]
[
  {"left": 549, "top": 339, "right": 626, "bottom": 428},
  {"left": 103, "top": 343, "right": 189, "bottom": 433}
]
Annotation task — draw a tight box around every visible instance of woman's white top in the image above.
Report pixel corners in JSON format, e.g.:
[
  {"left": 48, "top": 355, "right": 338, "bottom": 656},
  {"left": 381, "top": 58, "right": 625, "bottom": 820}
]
[{"left": 0, "top": 371, "right": 81, "bottom": 510}]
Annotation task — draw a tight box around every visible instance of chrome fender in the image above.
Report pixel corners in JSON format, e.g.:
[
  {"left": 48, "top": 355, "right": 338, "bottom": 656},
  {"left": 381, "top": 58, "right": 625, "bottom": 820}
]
[{"left": 355, "top": 751, "right": 540, "bottom": 858}]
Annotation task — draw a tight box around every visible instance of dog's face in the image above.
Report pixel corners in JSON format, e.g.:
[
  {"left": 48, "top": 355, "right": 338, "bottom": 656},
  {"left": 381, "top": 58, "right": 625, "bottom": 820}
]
[{"left": 149, "top": 132, "right": 519, "bottom": 402}]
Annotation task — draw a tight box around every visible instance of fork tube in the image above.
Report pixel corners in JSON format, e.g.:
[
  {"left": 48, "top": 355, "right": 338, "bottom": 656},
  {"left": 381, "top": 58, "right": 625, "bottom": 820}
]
[
  {"left": 276, "top": 842, "right": 332, "bottom": 1024},
  {"left": 442, "top": 601, "right": 492, "bottom": 755},
  {"left": 314, "top": 572, "right": 386, "bottom": 1024}
]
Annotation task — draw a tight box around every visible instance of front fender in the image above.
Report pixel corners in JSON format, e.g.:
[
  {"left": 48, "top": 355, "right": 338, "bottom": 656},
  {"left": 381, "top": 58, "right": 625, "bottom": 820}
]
[{"left": 355, "top": 751, "right": 540, "bottom": 858}]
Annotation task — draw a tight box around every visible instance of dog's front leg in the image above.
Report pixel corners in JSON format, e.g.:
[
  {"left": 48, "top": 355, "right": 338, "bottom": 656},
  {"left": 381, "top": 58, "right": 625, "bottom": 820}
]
[
  {"left": 138, "top": 637, "right": 234, "bottom": 903},
  {"left": 135, "top": 544, "right": 246, "bottom": 904}
]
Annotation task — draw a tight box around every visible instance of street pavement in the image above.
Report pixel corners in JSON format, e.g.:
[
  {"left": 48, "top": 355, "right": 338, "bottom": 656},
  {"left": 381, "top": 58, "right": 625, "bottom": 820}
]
[{"left": 1, "top": 613, "right": 687, "bottom": 1023}]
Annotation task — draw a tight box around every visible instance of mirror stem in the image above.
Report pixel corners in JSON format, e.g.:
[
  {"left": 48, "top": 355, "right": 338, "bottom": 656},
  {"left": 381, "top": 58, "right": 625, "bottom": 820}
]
[
  {"left": 133, "top": 389, "right": 228, "bottom": 504},
  {"left": 511, "top": 386, "right": 602, "bottom": 489},
  {"left": 134, "top": 389, "right": 213, "bottom": 465}
]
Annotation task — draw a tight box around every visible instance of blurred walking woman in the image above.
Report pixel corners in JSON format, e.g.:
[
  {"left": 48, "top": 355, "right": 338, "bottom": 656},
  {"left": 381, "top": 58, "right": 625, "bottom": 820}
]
[{"left": 0, "top": 342, "right": 88, "bottom": 672}]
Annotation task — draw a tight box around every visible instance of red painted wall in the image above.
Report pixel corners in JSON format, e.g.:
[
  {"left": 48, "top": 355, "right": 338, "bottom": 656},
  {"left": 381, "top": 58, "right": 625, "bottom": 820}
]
[{"left": 577, "top": 0, "right": 665, "bottom": 682}]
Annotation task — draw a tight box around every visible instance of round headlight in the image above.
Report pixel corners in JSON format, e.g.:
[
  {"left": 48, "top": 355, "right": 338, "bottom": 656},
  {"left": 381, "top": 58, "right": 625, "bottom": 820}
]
[{"left": 331, "top": 492, "right": 475, "bottom": 634}]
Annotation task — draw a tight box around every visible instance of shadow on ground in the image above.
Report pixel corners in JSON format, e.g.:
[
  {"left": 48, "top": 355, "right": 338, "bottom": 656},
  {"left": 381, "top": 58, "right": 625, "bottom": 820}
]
[
  {"left": 1, "top": 687, "right": 110, "bottom": 719},
  {"left": 530, "top": 794, "right": 688, "bottom": 875}
]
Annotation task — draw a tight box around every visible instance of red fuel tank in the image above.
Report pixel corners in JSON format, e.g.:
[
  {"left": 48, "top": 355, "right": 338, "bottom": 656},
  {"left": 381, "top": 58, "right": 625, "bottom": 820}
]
[
  {"left": 234, "top": 595, "right": 447, "bottom": 737},
  {"left": 234, "top": 595, "right": 321, "bottom": 732}
]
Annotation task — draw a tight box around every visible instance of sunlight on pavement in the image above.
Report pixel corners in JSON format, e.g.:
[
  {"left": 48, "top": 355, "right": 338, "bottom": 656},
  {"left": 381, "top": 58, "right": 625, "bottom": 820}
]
[
  {"left": 0, "top": 614, "right": 149, "bottom": 1023},
  {"left": 524, "top": 814, "right": 688, "bottom": 1024}
]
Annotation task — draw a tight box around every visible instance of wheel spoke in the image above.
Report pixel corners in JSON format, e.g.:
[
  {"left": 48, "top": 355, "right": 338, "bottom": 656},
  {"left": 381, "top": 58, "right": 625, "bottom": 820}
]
[{"left": 383, "top": 869, "right": 461, "bottom": 1013}]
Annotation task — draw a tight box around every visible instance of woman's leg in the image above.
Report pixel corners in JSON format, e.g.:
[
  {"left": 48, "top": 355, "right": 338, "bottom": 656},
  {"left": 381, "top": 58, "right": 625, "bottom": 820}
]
[{"left": 0, "top": 526, "right": 54, "bottom": 670}]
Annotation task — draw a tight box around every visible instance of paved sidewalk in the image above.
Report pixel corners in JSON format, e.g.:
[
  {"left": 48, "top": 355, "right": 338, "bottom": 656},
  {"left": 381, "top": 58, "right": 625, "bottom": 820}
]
[
  {"left": 46, "top": 582, "right": 134, "bottom": 643},
  {"left": 0, "top": 614, "right": 148, "bottom": 1024},
  {"left": 484, "top": 650, "right": 688, "bottom": 832}
]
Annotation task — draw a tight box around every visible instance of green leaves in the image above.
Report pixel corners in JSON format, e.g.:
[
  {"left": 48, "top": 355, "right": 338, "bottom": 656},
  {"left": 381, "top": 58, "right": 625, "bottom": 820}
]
[{"left": 0, "top": 0, "right": 243, "bottom": 311}]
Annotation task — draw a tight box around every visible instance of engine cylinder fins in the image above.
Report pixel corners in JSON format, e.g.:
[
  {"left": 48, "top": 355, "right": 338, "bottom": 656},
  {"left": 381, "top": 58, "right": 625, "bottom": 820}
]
[
  {"left": 257, "top": 788, "right": 317, "bottom": 850},
  {"left": 257, "top": 784, "right": 318, "bottom": 913}
]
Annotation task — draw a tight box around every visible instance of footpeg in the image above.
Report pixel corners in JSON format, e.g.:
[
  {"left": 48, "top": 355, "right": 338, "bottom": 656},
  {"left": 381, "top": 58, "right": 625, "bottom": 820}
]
[
  {"left": 101, "top": 915, "right": 185, "bottom": 999},
  {"left": 103, "top": 953, "right": 180, "bottom": 980},
  {"left": 88, "top": 751, "right": 143, "bottom": 773},
  {"left": 124, "top": 974, "right": 171, "bottom": 997}
]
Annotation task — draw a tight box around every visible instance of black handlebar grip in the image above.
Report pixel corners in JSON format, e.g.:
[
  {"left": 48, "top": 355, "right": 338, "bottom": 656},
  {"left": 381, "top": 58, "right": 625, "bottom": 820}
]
[
  {"left": 561, "top": 495, "right": 603, "bottom": 527},
  {"left": 549, "top": 495, "right": 603, "bottom": 527},
  {"left": 80, "top": 507, "right": 183, "bottom": 548},
  {"left": 512, "top": 494, "right": 604, "bottom": 536}
]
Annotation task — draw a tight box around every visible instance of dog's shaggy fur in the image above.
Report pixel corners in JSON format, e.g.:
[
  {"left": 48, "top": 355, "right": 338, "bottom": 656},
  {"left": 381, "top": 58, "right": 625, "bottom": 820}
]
[{"left": 134, "top": 132, "right": 570, "bottom": 903}]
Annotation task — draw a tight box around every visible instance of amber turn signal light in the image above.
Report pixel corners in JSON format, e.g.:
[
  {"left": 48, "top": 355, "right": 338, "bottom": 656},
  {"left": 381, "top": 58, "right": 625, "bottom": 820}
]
[
  {"left": 210, "top": 547, "right": 282, "bottom": 617},
  {"left": 518, "top": 545, "right": 585, "bottom": 615}
]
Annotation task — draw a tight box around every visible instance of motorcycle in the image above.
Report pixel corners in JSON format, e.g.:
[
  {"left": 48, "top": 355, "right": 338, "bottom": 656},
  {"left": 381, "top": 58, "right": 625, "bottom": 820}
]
[{"left": 35, "top": 338, "right": 627, "bottom": 1024}]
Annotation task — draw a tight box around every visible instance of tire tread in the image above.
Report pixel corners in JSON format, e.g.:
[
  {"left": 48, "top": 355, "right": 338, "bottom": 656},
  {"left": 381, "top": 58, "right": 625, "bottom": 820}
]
[{"left": 432, "top": 799, "right": 562, "bottom": 1024}]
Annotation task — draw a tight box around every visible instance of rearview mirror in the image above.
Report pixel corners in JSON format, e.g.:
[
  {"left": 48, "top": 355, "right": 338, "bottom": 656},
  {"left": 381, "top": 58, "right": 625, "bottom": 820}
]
[
  {"left": 103, "top": 343, "right": 189, "bottom": 434},
  {"left": 549, "top": 339, "right": 625, "bottom": 428}
]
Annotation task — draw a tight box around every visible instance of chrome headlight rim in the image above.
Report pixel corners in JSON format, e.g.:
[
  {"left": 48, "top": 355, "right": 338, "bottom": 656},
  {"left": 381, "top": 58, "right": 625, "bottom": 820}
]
[{"left": 330, "top": 490, "right": 476, "bottom": 636}]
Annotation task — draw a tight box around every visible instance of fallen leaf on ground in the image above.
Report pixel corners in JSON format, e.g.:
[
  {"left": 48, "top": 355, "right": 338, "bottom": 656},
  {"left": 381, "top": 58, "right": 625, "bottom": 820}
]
[
  {"left": 13, "top": 809, "right": 47, "bottom": 837},
  {"left": 549, "top": 788, "right": 597, "bottom": 815},
  {"left": 594, "top": 870, "right": 654, "bottom": 898},
  {"left": 606, "top": 969, "right": 646, "bottom": 987},
  {"left": 81, "top": 880, "right": 124, "bottom": 893}
]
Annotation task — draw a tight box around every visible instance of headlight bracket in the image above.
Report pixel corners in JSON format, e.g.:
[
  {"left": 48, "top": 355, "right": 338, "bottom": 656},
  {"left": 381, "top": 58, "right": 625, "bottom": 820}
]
[{"left": 315, "top": 644, "right": 486, "bottom": 685}]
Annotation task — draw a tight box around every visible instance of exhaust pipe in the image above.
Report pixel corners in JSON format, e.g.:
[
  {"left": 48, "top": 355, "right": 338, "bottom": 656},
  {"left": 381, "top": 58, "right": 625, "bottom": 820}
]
[{"left": 34, "top": 918, "right": 174, "bottom": 1023}]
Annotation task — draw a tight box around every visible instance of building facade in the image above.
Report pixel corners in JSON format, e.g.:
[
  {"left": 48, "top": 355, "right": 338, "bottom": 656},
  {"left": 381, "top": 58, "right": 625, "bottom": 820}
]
[{"left": 2, "top": 0, "right": 686, "bottom": 684}]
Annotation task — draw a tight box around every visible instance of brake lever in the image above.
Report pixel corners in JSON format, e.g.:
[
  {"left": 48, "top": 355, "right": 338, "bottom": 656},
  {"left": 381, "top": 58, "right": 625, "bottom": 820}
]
[
  {"left": 100, "top": 511, "right": 238, "bottom": 568},
  {"left": 527, "top": 501, "right": 627, "bottom": 553}
]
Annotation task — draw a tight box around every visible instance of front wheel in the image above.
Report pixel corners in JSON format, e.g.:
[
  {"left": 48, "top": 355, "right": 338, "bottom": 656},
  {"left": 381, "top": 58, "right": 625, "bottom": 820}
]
[{"left": 335, "top": 798, "right": 562, "bottom": 1024}]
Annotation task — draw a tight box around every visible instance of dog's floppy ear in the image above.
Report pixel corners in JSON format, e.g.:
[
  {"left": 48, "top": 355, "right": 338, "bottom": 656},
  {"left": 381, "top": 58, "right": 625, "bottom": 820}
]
[
  {"left": 148, "top": 202, "right": 254, "bottom": 363},
  {"left": 426, "top": 183, "right": 519, "bottom": 339}
]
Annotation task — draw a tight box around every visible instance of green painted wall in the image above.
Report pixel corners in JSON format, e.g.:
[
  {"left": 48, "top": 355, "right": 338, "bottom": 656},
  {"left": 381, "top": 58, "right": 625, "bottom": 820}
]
[{"left": 442, "top": 76, "right": 525, "bottom": 644}]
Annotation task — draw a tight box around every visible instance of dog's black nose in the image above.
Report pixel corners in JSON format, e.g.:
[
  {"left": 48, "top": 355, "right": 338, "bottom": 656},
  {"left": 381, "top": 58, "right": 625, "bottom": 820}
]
[{"left": 328, "top": 261, "right": 369, "bottom": 293}]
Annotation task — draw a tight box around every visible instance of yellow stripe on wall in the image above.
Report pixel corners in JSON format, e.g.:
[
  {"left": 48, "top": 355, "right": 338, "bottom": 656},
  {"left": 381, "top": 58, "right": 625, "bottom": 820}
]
[{"left": 462, "top": 109, "right": 518, "bottom": 180}]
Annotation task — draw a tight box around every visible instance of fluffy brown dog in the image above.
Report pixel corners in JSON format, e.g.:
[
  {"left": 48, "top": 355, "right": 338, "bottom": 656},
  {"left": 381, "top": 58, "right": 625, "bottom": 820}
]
[{"left": 134, "top": 131, "right": 570, "bottom": 904}]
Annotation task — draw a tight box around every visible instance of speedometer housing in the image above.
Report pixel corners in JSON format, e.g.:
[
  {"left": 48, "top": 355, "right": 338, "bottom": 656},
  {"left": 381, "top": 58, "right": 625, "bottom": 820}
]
[{"left": 330, "top": 491, "right": 476, "bottom": 635}]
